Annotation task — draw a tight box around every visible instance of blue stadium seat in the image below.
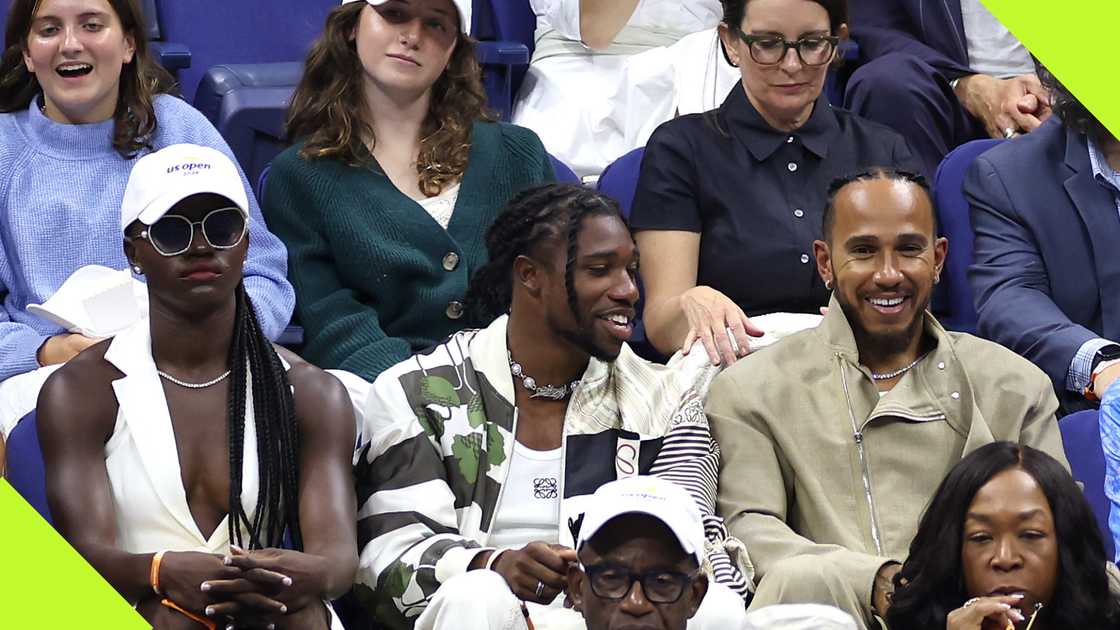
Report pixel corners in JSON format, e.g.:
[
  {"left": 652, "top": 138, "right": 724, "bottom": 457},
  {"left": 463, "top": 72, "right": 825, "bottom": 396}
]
[
  {"left": 153, "top": 0, "right": 335, "bottom": 101},
  {"left": 930, "top": 138, "right": 1003, "bottom": 334},
  {"left": 1059, "top": 409, "right": 1115, "bottom": 560},
  {"left": 597, "top": 147, "right": 644, "bottom": 221},
  {"left": 6, "top": 411, "right": 53, "bottom": 525},
  {"left": 472, "top": 0, "right": 535, "bottom": 119},
  {"left": 139, "top": 0, "right": 191, "bottom": 73},
  {"left": 193, "top": 63, "right": 300, "bottom": 193},
  {"left": 550, "top": 154, "right": 579, "bottom": 184}
]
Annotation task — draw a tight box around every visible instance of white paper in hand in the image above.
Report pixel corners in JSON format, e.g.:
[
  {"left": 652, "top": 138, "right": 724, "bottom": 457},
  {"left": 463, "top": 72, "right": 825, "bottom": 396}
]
[{"left": 26, "top": 265, "right": 147, "bottom": 338}]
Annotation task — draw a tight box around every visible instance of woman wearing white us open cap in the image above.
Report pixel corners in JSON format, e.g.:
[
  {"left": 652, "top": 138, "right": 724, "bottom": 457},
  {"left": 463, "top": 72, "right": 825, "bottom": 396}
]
[
  {"left": 38, "top": 143, "right": 358, "bottom": 630},
  {"left": 264, "top": 0, "right": 555, "bottom": 383}
]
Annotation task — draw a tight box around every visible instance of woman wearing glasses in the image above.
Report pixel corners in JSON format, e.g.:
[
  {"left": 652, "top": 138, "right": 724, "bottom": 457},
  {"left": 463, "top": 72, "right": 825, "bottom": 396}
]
[
  {"left": 0, "top": 0, "right": 293, "bottom": 383},
  {"left": 38, "top": 145, "right": 357, "bottom": 630},
  {"left": 630, "top": 0, "right": 921, "bottom": 366}
]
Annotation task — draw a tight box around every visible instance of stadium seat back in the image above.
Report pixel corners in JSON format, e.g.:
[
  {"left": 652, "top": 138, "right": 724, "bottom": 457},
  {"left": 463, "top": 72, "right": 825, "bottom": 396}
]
[
  {"left": 550, "top": 154, "right": 579, "bottom": 184},
  {"left": 472, "top": 0, "right": 536, "bottom": 114},
  {"left": 156, "top": 0, "right": 335, "bottom": 100},
  {"left": 194, "top": 63, "right": 301, "bottom": 190},
  {"left": 6, "top": 411, "right": 53, "bottom": 525},
  {"left": 1059, "top": 409, "right": 1115, "bottom": 560},
  {"left": 931, "top": 138, "right": 1003, "bottom": 334},
  {"left": 597, "top": 147, "right": 645, "bottom": 221}
]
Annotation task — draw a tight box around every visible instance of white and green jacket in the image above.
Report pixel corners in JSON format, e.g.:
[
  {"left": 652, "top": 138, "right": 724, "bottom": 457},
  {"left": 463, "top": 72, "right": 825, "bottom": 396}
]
[{"left": 352, "top": 316, "right": 748, "bottom": 628}]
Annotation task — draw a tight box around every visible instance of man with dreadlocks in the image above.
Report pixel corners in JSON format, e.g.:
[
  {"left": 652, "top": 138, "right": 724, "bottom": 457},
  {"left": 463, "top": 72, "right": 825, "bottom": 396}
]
[
  {"left": 352, "top": 183, "right": 750, "bottom": 630},
  {"left": 37, "top": 145, "right": 358, "bottom": 630}
]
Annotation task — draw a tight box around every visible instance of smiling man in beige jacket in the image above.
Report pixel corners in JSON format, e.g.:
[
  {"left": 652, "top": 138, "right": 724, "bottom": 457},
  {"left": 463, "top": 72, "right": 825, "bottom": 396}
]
[{"left": 707, "top": 168, "right": 1067, "bottom": 629}]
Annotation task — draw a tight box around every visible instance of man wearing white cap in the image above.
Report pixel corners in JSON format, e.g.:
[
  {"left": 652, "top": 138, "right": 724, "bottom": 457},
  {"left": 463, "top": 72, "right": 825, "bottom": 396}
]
[{"left": 566, "top": 476, "right": 713, "bottom": 630}]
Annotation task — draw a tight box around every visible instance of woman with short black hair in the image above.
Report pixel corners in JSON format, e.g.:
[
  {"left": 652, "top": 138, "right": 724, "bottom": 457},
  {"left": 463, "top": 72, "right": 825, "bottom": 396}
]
[{"left": 886, "top": 441, "right": 1120, "bottom": 629}]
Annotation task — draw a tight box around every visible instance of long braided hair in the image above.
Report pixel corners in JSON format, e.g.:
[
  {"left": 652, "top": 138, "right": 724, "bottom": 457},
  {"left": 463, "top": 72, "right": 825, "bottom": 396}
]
[
  {"left": 226, "top": 283, "right": 302, "bottom": 551},
  {"left": 465, "top": 184, "right": 624, "bottom": 325}
]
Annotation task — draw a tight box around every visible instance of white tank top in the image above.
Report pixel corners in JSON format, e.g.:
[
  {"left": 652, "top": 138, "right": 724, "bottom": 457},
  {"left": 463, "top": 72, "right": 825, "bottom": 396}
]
[{"left": 488, "top": 441, "right": 563, "bottom": 549}]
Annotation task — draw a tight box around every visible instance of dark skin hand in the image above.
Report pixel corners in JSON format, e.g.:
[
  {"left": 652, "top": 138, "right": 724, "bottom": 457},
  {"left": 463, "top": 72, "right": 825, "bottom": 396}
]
[{"left": 38, "top": 337, "right": 358, "bottom": 629}]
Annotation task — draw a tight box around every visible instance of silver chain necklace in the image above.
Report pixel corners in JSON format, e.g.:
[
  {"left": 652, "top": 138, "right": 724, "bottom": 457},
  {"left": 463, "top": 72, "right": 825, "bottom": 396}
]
[
  {"left": 158, "top": 369, "right": 232, "bottom": 389},
  {"left": 869, "top": 354, "right": 927, "bottom": 381},
  {"left": 508, "top": 351, "right": 580, "bottom": 400}
]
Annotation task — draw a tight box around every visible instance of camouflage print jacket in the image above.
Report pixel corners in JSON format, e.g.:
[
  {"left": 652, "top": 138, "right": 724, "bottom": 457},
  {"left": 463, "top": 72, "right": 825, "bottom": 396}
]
[{"left": 351, "top": 315, "right": 739, "bottom": 629}]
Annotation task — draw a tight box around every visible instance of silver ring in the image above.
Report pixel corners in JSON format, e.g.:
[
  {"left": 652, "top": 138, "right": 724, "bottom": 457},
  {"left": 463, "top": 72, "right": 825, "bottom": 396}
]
[
  {"left": 964, "top": 597, "right": 982, "bottom": 607},
  {"left": 1002, "top": 127, "right": 1017, "bottom": 139},
  {"left": 535, "top": 580, "right": 546, "bottom": 598}
]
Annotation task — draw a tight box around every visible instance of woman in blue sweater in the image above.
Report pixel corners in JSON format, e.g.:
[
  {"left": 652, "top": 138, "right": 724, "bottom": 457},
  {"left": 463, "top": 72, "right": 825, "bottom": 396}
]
[
  {"left": 0, "top": 0, "right": 294, "bottom": 381},
  {"left": 264, "top": 0, "right": 555, "bottom": 382}
]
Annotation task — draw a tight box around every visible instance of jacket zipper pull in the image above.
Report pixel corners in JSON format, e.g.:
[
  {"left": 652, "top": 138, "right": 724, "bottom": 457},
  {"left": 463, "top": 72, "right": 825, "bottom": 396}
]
[{"left": 853, "top": 431, "right": 863, "bottom": 444}]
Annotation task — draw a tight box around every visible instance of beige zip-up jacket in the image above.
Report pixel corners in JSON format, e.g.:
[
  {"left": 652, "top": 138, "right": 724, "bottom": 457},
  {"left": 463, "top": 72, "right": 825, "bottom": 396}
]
[{"left": 707, "top": 297, "right": 1066, "bottom": 608}]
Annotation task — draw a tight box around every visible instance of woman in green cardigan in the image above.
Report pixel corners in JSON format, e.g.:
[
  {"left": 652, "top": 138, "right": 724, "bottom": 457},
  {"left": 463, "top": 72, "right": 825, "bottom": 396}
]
[{"left": 264, "top": 0, "right": 555, "bottom": 381}]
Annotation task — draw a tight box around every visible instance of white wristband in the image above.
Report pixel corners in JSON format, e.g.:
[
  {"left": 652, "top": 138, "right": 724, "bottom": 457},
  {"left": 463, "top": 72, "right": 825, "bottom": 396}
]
[{"left": 484, "top": 548, "right": 508, "bottom": 572}]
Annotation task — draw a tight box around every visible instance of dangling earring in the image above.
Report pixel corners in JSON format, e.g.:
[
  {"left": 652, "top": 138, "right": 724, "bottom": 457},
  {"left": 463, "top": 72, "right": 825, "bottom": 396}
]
[
  {"left": 825, "top": 279, "right": 832, "bottom": 290},
  {"left": 132, "top": 265, "right": 143, "bottom": 275}
]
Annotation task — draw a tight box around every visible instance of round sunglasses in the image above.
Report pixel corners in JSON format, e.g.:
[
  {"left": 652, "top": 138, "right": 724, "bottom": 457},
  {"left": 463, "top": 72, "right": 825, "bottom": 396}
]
[{"left": 127, "top": 207, "right": 248, "bottom": 257}]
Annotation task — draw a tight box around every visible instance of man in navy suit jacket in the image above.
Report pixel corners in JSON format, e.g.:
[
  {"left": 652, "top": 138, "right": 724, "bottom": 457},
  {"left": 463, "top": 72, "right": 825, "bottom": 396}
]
[
  {"left": 844, "top": 0, "right": 1051, "bottom": 178},
  {"left": 966, "top": 68, "right": 1120, "bottom": 414}
]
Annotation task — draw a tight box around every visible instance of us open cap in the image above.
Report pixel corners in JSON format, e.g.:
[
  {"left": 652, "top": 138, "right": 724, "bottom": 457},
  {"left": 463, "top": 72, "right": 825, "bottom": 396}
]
[
  {"left": 576, "top": 476, "right": 705, "bottom": 566},
  {"left": 120, "top": 144, "right": 249, "bottom": 234}
]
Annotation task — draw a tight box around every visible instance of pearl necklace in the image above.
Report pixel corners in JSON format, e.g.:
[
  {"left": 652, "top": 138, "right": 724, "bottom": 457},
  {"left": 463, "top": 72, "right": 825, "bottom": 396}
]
[
  {"left": 158, "top": 369, "right": 232, "bottom": 389},
  {"left": 869, "top": 354, "right": 926, "bottom": 381},
  {"left": 508, "top": 352, "right": 580, "bottom": 400}
]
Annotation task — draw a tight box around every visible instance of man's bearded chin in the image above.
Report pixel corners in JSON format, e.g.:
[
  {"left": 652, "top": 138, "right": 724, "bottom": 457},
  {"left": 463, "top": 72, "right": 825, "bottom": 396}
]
[{"left": 833, "top": 279, "right": 927, "bottom": 360}]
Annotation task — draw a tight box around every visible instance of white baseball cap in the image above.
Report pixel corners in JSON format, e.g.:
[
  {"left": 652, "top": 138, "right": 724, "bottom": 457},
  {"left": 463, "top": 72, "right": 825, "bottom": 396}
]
[
  {"left": 576, "top": 476, "right": 706, "bottom": 566},
  {"left": 341, "top": 0, "right": 472, "bottom": 35},
  {"left": 120, "top": 144, "right": 249, "bottom": 234}
]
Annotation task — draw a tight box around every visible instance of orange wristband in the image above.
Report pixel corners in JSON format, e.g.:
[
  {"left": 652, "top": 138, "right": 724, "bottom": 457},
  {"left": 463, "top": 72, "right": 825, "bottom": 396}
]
[
  {"left": 161, "top": 598, "right": 217, "bottom": 630},
  {"left": 150, "top": 550, "right": 167, "bottom": 596}
]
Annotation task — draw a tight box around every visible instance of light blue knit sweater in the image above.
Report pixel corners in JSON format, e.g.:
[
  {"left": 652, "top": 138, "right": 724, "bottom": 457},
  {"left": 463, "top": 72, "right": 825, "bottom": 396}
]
[{"left": 0, "top": 95, "right": 295, "bottom": 381}]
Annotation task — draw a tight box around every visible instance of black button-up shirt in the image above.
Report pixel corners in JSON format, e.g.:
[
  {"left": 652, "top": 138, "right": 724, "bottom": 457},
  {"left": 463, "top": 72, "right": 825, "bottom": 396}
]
[{"left": 630, "top": 84, "right": 920, "bottom": 317}]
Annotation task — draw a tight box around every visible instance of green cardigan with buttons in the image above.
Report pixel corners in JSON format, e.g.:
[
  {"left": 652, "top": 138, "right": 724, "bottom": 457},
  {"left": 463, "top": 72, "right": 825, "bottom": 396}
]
[{"left": 263, "top": 121, "right": 555, "bottom": 381}]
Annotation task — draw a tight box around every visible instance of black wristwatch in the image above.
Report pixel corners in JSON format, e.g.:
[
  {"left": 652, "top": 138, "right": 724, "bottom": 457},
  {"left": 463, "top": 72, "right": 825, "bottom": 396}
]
[
  {"left": 1091, "top": 344, "right": 1120, "bottom": 373},
  {"left": 1085, "top": 344, "right": 1120, "bottom": 400}
]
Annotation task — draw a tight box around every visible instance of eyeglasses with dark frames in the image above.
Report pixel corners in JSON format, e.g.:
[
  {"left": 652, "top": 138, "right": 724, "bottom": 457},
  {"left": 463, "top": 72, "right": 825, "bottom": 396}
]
[
  {"left": 125, "top": 207, "right": 248, "bottom": 257},
  {"left": 735, "top": 31, "right": 839, "bottom": 66},
  {"left": 582, "top": 563, "right": 699, "bottom": 604}
]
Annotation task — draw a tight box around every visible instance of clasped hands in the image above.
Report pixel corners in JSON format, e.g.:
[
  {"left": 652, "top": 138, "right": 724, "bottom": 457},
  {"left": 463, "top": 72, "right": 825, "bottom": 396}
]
[
  {"left": 143, "top": 547, "right": 329, "bottom": 630},
  {"left": 955, "top": 73, "right": 1052, "bottom": 140}
]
